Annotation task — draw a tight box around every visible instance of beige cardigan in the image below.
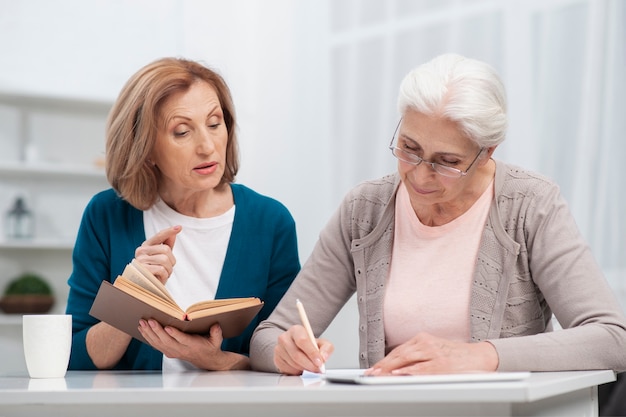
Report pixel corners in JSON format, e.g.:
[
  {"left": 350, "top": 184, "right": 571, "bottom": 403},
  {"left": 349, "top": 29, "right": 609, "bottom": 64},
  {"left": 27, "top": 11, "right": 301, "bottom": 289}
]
[{"left": 250, "top": 160, "right": 626, "bottom": 372}]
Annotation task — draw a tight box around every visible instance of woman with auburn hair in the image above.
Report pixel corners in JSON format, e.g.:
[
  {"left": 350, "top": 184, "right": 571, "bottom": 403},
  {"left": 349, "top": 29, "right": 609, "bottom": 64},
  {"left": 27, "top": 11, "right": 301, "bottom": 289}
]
[{"left": 67, "top": 57, "right": 300, "bottom": 371}]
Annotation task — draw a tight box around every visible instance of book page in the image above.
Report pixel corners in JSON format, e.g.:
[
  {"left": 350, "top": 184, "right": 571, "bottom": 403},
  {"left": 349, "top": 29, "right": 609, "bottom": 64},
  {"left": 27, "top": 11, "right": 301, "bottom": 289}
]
[
  {"left": 113, "top": 277, "right": 185, "bottom": 319},
  {"left": 186, "top": 297, "right": 260, "bottom": 312},
  {"left": 186, "top": 297, "right": 262, "bottom": 319},
  {"left": 120, "top": 260, "right": 174, "bottom": 302}
]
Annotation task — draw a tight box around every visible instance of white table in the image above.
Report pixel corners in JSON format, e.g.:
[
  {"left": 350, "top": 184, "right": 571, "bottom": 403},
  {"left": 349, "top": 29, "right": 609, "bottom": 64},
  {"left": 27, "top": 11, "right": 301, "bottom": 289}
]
[{"left": 0, "top": 369, "right": 615, "bottom": 417}]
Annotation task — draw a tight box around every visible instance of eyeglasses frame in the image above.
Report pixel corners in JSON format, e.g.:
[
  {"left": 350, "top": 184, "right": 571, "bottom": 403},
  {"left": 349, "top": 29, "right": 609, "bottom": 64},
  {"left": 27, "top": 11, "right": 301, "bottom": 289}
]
[{"left": 388, "top": 119, "right": 484, "bottom": 178}]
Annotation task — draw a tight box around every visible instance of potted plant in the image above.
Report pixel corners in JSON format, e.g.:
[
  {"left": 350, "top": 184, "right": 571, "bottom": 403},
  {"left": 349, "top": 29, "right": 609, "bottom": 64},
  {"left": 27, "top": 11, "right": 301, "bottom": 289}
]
[{"left": 0, "top": 272, "right": 55, "bottom": 314}]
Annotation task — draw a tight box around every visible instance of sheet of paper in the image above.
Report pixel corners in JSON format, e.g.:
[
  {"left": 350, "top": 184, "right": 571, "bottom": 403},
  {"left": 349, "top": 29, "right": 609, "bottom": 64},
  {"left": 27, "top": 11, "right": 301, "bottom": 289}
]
[{"left": 301, "top": 369, "right": 364, "bottom": 379}]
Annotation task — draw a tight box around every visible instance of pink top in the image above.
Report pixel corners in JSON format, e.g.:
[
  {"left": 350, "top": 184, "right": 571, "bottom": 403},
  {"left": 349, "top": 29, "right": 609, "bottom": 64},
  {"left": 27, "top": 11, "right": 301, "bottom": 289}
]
[{"left": 384, "top": 180, "right": 494, "bottom": 352}]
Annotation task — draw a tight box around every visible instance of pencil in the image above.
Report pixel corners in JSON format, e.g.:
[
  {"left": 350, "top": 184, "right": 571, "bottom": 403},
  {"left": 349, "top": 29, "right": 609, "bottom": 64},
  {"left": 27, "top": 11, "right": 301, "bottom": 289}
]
[{"left": 296, "top": 298, "right": 326, "bottom": 373}]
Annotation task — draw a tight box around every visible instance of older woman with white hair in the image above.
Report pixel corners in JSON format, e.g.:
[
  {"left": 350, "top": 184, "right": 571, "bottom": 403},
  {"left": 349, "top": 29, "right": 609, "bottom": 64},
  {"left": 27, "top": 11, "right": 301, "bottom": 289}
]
[{"left": 249, "top": 53, "right": 626, "bottom": 375}]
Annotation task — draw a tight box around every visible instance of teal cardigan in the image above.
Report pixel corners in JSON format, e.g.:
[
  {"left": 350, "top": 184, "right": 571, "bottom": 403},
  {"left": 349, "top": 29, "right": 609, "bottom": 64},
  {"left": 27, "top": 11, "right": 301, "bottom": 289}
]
[{"left": 66, "top": 184, "right": 300, "bottom": 370}]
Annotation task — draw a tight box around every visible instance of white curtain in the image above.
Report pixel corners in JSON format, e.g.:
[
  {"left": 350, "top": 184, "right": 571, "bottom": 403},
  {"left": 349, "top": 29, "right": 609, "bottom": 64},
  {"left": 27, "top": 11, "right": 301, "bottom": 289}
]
[{"left": 325, "top": 0, "right": 626, "bottom": 305}]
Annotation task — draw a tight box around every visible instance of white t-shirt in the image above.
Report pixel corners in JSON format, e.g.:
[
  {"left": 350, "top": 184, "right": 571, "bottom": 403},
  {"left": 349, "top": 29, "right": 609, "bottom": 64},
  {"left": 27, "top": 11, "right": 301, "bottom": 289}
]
[{"left": 143, "top": 198, "right": 235, "bottom": 371}]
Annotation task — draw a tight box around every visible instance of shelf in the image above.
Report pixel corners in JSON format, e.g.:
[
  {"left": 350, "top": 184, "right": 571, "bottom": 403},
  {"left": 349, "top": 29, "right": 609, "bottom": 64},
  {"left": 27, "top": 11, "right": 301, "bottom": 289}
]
[
  {"left": 0, "top": 91, "right": 112, "bottom": 115},
  {"left": 0, "top": 91, "right": 105, "bottom": 333},
  {"left": 0, "top": 315, "right": 22, "bottom": 326},
  {"left": 0, "top": 161, "right": 106, "bottom": 180},
  {"left": 0, "top": 312, "right": 68, "bottom": 325},
  {"left": 0, "top": 238, "right": 75, "bottom": 250}
]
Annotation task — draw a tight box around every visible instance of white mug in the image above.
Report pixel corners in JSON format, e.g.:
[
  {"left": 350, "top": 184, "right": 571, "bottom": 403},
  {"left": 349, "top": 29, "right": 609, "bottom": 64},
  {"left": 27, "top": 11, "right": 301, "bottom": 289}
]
[{"left": 22, "top": 314, "right": 72, "bottom": 378}]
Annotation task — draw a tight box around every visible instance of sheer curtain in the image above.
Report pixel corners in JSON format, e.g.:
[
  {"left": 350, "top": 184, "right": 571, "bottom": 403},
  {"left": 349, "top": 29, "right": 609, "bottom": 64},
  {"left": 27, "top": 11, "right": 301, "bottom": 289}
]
[
  {"left": 326, "top": 0, "right": 625, "bottom": 305},
  {"left": 531, "top": 0, "right": 625, "bottom": 299}
]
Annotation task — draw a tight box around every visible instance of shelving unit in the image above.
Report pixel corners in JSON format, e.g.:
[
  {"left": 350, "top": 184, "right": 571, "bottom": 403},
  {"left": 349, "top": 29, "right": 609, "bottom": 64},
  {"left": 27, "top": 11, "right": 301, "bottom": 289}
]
[
  {"left": 0, "top": 91, "right": 111, "bottom": 372},
  {"left": 0, "top": 91, "right": 111, "bottom": 320},
  {"left": 0, "top": 91, "right": 113, "bottom": 373}
]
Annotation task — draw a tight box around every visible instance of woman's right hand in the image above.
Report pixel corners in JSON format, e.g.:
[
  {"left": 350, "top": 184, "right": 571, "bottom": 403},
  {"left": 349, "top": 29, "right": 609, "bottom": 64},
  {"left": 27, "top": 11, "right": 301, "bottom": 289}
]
[
  {"left": 134, "top": 225, "right": 182, "bottom": 284},
  {"left": 273, "top": 325, "right": 334, "bottom": 375}
]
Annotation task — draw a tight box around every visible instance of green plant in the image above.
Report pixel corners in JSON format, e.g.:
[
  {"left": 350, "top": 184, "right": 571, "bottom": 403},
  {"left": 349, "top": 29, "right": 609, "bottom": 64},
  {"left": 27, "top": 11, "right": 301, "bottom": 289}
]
[{"left": 3, "top": 273, "right": 53, "bottom": 296}]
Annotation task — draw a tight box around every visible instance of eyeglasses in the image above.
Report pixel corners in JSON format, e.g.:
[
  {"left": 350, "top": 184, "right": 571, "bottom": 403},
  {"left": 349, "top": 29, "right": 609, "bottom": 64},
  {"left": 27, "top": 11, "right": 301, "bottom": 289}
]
[{"left": 388, "top": 120, "right": 484, "bottom": 178}]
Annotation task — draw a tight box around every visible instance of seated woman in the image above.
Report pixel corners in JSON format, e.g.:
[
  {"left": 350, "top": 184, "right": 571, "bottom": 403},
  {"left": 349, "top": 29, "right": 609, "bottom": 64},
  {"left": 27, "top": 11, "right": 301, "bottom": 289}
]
[
  {"left": 66, "top": 57, "right": 300, "bottom": 371},
  {"left": 250, "top": 53, "right": 626, "bottom": 376}
]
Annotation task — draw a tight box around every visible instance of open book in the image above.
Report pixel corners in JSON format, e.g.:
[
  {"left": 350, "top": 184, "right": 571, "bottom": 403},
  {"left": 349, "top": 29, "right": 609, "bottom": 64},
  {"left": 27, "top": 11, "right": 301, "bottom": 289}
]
[{"left": 89, "top": 259, "right": 264, "bottom": 343}]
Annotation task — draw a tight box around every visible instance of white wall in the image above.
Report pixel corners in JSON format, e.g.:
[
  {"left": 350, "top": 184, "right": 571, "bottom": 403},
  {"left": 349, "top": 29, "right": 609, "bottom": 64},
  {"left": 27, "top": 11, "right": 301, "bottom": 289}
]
[{"left": 1, "top": 0, "right": 337, "bottom": 259}]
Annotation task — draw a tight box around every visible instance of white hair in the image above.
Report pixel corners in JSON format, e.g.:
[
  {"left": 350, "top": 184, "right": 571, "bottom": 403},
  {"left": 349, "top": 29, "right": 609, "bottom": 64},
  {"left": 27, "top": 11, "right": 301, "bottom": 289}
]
[{"left": 397, "top": 53, "right": 508, "bottom": 147}]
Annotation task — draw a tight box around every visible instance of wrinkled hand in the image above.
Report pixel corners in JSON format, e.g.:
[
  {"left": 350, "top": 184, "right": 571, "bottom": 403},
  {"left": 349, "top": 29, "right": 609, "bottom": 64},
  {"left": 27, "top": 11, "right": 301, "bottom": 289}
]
[
  {"left": 273, "top": 325, "right": 333, "bottom": 375},
  {"left": 138, "top": 319, "right": 237, "bottom": 370},
  {"left": 134, "top": 225, "right": 181, "bottom": 284},
  {"left": 365, "top": 332, "right": 499, "bottom": 376}
]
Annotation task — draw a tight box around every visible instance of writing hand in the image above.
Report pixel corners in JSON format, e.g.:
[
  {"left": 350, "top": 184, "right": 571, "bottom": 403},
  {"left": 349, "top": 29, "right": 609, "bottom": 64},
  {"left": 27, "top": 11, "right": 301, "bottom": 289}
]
[
  {"left": 273, "top": 325, "right": 334, "bottom": 375},
  {"left": 365, "top": 332, "right": 499, "bottom": 376},
  {"left": 134, "top": 225, "right": 182, "bottom": 283}
]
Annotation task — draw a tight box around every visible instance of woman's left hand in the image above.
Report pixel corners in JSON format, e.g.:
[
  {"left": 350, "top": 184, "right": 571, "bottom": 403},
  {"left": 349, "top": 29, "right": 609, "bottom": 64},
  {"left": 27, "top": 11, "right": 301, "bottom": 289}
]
[
  {"left": 137, "top": 319, "right": 249, "bottom": 370},
  {"left": 365, "top": 332, "right": 499, "bottom": 376}
]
